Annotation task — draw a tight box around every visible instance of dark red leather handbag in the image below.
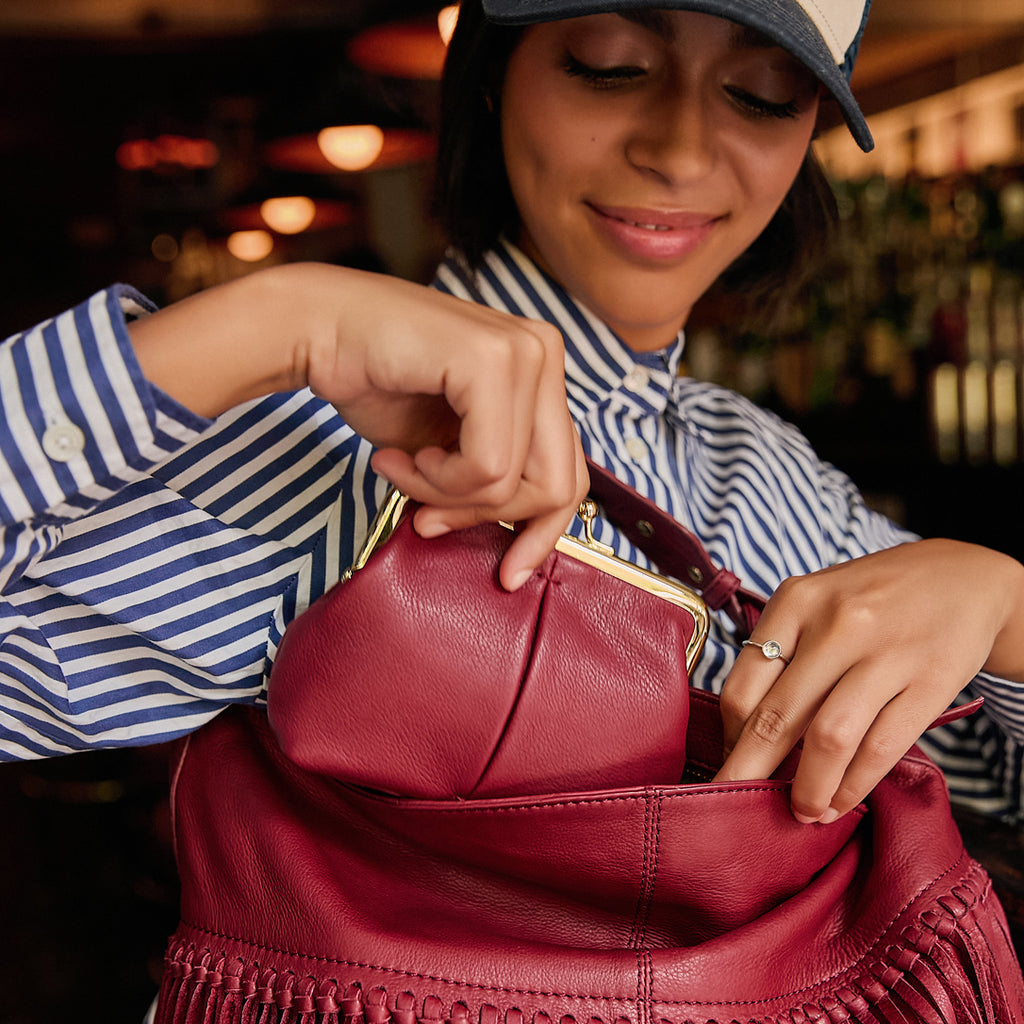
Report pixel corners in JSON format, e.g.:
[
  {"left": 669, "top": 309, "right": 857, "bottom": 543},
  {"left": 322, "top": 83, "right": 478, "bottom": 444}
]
[{"left": 155, "top": 464, "right": 1024, "bottom": 1024}]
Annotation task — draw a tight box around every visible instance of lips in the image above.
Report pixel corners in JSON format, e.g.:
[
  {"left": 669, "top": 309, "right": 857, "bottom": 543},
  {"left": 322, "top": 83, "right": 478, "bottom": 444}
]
[
  {"left": 587, "top": 202, "right": 720, "bottom": 260},
  {"left": 593, "top": 204, "right": 718, "bottom": 231}
]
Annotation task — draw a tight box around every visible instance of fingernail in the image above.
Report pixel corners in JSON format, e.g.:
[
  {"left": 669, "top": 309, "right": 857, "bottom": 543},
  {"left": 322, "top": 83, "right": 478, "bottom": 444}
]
[
  {"left": 415, "top": 519, "right": 451, "bottom": 539},
  {"left": 505, "top": 568, "right": 532, "bottom": 591},
  {"left": 793, "top": 811, "right": 818, "bottom": 826},
  {"left": 819, "top": 807, "right": 841, "bottom": 824}
]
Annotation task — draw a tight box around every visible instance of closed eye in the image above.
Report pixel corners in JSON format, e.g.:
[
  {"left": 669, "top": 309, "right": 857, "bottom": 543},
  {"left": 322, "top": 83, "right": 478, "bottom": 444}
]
[
  {"left": 564, "top": 54, "right": 646, "bottom": 89},
  {"left": 725, "top": 85, "right": 800, "bottom": 120}
]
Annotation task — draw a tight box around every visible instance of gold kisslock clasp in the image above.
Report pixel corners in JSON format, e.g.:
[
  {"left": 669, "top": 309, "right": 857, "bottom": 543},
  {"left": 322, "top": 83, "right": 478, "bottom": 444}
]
[
  {"left": 346, "top": 492, "right": 709, "bottom": 674},
  {"left": 554, "top": 499, "right": 709, "bottom": 675},
  {"left": 575, "top": 498, "right": 615, "bottom": 556}
]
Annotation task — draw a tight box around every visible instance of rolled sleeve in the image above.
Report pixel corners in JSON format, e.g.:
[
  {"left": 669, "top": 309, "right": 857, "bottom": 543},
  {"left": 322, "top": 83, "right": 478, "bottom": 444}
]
[{"left": 0, "top": 285, "right": 211, "bottom": 527}]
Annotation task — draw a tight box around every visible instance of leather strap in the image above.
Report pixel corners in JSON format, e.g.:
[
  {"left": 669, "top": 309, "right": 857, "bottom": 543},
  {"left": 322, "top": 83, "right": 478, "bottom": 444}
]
[
  {"left": 585, "top": 460, "right": 986, "bottom": 732},
  {"left": 585, "top": 459, "right": 764, "bottom": 639}
]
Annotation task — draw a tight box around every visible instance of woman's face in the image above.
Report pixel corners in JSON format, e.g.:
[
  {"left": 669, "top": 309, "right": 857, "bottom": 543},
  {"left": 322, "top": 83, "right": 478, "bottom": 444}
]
[{"left": 501, "top": 10, "right": 821, "bottom": 352}]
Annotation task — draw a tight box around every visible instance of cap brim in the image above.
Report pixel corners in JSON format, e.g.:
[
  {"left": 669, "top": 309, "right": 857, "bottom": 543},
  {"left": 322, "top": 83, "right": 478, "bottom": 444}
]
[{"left": 481, "top": 0, "right": 874, "bottom": 151}]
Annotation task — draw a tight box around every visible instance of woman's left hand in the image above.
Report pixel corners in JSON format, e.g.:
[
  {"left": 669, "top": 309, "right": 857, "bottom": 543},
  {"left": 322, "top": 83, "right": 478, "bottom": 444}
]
[{"left": 714, "top": 539, "right": 1024, "bottom": 824}]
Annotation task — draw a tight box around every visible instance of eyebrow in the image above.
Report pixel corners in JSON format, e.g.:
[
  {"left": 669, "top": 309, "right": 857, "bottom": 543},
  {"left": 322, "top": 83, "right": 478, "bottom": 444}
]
[{"left": 616, "top": 10, "right": 780, "bottom": 51}]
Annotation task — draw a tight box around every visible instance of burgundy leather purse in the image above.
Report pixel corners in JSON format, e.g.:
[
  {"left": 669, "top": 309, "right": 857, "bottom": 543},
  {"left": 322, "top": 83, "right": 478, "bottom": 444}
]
[{"left": 154, "top": 464, "right": 1024, "bottom": 1024}]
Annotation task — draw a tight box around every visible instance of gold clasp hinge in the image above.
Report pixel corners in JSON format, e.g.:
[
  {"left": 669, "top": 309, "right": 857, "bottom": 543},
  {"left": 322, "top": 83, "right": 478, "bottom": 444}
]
[
  {"left": 574, "top": 498, "right": 615, "bottom": 556},
  {"left": 346, "top": 491, "right": 709, "bottom": 675},
  {"left": 554, "top": 500, "right": 708, "bottom": 675}
]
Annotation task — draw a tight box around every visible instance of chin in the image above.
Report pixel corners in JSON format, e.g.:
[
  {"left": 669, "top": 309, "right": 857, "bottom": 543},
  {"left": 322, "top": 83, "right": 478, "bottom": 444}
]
[{"left": 588, "top": 294, "right": 696, "bottom": 341}]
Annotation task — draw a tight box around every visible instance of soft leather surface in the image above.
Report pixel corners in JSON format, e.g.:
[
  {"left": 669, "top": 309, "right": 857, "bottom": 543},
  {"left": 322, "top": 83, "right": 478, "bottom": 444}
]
[
  {"left": 164, "top": 697, "right": 1023, "bottom": 1022},
  {"left": 158, "top": 480, "right": 1024, "bottom": 1023},
  {"left": 268, "top": 516, "right": 697, "bottom": 799}
]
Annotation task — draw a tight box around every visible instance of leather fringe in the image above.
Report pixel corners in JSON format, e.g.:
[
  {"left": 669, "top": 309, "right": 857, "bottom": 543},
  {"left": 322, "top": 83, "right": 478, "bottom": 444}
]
[{"left": 155, "top": 883, "right": 1019, "bottom": 1024}]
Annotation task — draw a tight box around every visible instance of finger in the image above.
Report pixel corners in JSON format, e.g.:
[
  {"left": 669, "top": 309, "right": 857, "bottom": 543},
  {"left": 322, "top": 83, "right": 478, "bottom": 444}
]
[
  {"left": 498, "top": 444, "right": 589, "bottom": 590},
  {"left": 715, "top": 668, "right": 822, "bottom": 785},
  {"left": 498, "top": 504, "right": 578, "bottom": 592},
  {"left": 796, "top": 683, "right": 945, "bottom": 823},
  {"left": 718, "top": 632, "right": 798, "bottom": 756},
  {"left": 408, "top": 436, "right": 586, "bottom": 590},
  {"left": 366, "top": 323, "right": 545, "bottom": 504},
  {"left": 397, "top": 325, "right": 578, "bottom": 514},
  {"left": 426, "top": 326, "right": 547, "bottom": 500},
  {"left": 783, "top": 665, "right": 895, "bottom": 822},
  {"left": 408, "top": 449, "right": 584, "bottom": 562},
  {"left": 373, "top": 440, "right": 524, "bottom": 510}
]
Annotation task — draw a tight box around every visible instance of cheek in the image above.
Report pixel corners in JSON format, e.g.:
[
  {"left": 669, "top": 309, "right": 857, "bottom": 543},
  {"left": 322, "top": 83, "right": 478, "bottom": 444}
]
[
  {"left": 729, "top": 124, "right": 815, "bottom": 222},
  {"left": 502, "top": 51, "right": 613, "bottom": 213},
  {"left": 501, "top": 103, "right": 595, "bottom": 238},
  {"left": 501, "top": 80, "right": 551, "bottom": 204}
]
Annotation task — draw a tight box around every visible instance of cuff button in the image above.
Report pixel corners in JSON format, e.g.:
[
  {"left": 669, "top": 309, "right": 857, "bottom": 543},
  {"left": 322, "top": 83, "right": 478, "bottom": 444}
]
[{"left": 42, "top": 421, "right": 86, "bottom": 462}]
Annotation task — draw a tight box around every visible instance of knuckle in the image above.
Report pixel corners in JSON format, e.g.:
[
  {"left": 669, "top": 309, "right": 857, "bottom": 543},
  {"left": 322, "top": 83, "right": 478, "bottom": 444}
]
[
  {"left": 791, "top": 793, "right": 829, "bottom": 821},
  {"left": 529, "top": 319, "right": 564, "bottom": 349},
  {"left": 855, "top": 729, "right": 900, "bottom": 773},
  {"left": 830, "top": 781, "right": 867, "bottom": 814},
  {"left": 718, "top": 688, "right": 757, "bottom": 726},
  {"left": 467, "top": 448, "right": 508, "bottom": 484},
  {"left": 554, "top": 481, "right": 582, "bottom": 515},
  {"left": 771, "top": 572, "right": 830, "bottom": 612},
  {"left": 828, "top": 598, "right": 880, "bottom": 637},
  {"left": 479, "top": 333, "right": 519, "bottom": 373},
  {"left": 562, "top": 461, "right": 589, "bottom": 506},
  {"left": 805, "top": 714, "right": 862, "bottom": 760},
  {"left": 477, "top": 471, "right": 519, "bottom": 506},
  {"left": 770, "top": 574, "right": 814, "bottom": 610},
  {"left": 508, "top": 323, "right": 549, "bottom": 366},
  {"left": 772, "top": 574, "right": 801, "bottom": 600},
  {"left": 575, "top": 472, "right": 590, "bottom": 505},
  {"left": 745, "top": 704, "right": 793, "bottom": 747}
]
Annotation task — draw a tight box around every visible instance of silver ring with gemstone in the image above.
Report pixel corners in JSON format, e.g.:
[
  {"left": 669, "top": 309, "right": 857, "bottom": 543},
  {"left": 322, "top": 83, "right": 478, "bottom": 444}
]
[{"left": 741, "top": 639, "right": 790, "bottom": 664}]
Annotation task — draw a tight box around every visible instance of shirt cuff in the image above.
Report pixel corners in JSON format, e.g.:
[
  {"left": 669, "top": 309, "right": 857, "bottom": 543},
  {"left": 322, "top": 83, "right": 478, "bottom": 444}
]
[
  {"left": 969, "top": 671, "right": 1024, "bottom": 744},
  {"left": 0, "top": 284, "right": 213, "bottom": 525}
]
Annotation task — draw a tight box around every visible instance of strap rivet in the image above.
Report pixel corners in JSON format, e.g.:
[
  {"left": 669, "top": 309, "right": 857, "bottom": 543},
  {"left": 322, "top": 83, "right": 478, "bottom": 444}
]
[
  {"left": 688, "top": 566, "right": 704, "bottom": 585},
  {"left": 636, "top": 520, "right": 654, "bottom": 538}
]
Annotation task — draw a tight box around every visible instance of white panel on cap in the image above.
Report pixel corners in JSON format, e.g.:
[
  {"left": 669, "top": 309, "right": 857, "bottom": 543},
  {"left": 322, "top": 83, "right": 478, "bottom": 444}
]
[{"left": 797, "top": 0, "right": 865, "bottom": 62}]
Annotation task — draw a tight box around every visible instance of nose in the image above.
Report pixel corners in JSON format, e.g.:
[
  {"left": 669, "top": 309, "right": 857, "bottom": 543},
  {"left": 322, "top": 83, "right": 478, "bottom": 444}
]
[{"left": 624, "top": 81, "right": 716, "bottom": 185}]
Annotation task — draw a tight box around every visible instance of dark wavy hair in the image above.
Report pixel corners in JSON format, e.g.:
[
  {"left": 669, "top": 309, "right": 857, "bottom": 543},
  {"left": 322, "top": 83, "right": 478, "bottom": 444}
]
[{"left": 434, "top": 0, "right": 838, "bottom": 329}]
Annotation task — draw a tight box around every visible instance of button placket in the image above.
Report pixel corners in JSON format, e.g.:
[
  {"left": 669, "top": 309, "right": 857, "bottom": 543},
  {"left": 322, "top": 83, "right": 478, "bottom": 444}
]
[
  {"left": 624, "top": 437, "right": 648, "bottom": 461},
  {"left": 623, "top": 366, "right": 650, "bottom": 393}
]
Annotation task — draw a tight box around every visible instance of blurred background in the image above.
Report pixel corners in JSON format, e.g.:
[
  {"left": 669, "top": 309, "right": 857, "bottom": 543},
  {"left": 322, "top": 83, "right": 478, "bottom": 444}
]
[{"left": 1, "top": 1, "right": 1023, "bottom": 1020}]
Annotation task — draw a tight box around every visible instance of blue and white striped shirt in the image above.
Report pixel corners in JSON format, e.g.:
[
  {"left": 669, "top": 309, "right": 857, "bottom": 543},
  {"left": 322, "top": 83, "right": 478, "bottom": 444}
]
[{"left": 2, "top": 239, "right": 1022, "bottom": 821}]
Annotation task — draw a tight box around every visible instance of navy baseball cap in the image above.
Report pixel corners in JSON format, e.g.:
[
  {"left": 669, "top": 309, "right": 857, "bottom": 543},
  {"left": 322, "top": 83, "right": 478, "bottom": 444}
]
[{"left": 481, "top": 0, "right": 874, "bottom": 151}]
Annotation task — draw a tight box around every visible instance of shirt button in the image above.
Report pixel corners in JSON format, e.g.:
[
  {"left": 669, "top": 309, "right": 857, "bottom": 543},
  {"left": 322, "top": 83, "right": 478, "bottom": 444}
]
[
  {"left": 42, "top": 421, "right": 86, "bottom": 462},
  {"left": 625, "top": 437, "right": 648, "bottom": 461},
  {"left": 624, "top": 367, "right": 650, "bottom": 392}
]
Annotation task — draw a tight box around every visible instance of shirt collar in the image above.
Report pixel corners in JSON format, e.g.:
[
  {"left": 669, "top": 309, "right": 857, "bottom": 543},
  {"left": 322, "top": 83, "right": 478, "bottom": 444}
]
[{"left": 433, "top": 239, "right": 683, "bottom": 420}]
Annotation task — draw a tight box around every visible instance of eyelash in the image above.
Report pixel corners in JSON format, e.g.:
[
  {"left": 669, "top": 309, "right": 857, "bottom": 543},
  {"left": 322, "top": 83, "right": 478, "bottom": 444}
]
[
  {"left": 563, "top": 55, "right": 644, "bottom": 89},
  {"left": 563, "top": 55, "right": 800, "bottom": 121},
  {"left": 725, "top": 87, "right": 800, "bottom": 121}
]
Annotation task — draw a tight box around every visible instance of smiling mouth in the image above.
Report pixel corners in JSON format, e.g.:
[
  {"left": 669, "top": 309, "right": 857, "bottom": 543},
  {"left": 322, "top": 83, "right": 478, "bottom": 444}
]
[
  {"left": 591, "top": 203, "right": 719, "bottom": 233},
  {"left": 586, "top": 202, "right": 720, "bottom": 261}
]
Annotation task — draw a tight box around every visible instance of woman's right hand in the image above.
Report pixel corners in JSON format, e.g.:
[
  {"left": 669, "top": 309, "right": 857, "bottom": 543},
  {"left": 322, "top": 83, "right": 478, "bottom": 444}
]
[{"left": 130, "top": 262, "right": 589, "bottom": 591}]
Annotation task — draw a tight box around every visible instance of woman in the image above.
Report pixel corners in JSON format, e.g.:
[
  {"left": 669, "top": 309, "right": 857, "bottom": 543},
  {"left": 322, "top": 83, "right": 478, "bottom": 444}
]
[{"left": 1, "top": 1, "right": 1022, "bottom": 829}]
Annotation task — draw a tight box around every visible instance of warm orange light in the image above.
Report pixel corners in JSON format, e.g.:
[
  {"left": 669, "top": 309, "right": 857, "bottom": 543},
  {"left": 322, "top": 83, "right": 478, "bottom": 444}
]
[
  {"left": 317, "top": 125, "right": 385, "bottom": 172},
  {"left": 266, "top": 129, "right": 435, "bottom": 174},
  {"left": 260, "top": 196, "right": 316, "bottom": 235},
  {"left": 438, "top": 5, "right": 460, "bottom": 45},
  {"left": 151, "top": 233, "right": 179, "bottom": 262},
  {"left": 116, "top": 134, "right": 219, "bottom": 172},
  {"left": 227, "top": 230, "right": 274, "bottom": 262}
]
